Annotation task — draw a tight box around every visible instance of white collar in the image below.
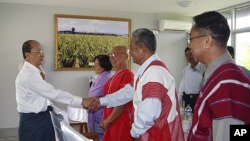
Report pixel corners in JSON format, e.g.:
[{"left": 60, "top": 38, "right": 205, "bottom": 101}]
[
  {"left": 23, "top": 61, "right": 41, "bottom": 73},
  {"left": 136, "top": 54, "right": 159, "bottom": 78}
]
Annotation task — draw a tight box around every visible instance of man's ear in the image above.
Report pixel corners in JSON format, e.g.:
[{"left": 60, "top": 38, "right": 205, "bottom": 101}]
[
  {"left": 24, "top": 52, "right": 30, "bottom": 60},
  {"left": 205, "top": 35, "right": 213, "bottom": 48},
  {"left": 138, "top": 45, "right": 146, "bottom": 55}
]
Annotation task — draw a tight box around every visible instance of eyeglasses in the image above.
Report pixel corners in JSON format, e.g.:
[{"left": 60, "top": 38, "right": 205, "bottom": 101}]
[
  {"left": 109, "top": 52, "right": 127, "bottom": 58},
  {"left": 30, "top": 49, "right": 45, "bottom": 54},
  {"left": 188, "top": 35, "right": 207, "bottom": 44}
]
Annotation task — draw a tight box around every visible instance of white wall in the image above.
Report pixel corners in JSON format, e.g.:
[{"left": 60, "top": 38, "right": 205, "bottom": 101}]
[
  {"left": 156, "top": 31, "right": 187, "bottom": 87},
  {"left": 0, "top": 3, "right": 187, "bottom": 129}
]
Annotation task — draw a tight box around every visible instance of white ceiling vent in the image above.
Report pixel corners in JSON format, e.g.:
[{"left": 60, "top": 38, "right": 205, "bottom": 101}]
[{"left": 159, "top": 19, "right": 192, "bottom": 32}]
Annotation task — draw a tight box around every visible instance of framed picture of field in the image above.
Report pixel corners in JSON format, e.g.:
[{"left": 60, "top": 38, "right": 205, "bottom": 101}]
[{"left": 54, "top": 14, "right": 131, "bottom": 71}]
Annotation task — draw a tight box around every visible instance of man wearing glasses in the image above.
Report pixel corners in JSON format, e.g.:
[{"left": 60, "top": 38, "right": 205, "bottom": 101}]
[
  {"left": 187, "top": 11, "right": 250, "bottom": 141},
  {"left": 101, "top": 46, "right": 134, "bottom": 141},
  {"left": 15, "top": 40, "right": 92, "bottom": 141}
]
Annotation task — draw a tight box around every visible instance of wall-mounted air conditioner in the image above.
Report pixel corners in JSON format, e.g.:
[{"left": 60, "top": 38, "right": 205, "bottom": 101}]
[{"left": 158, "top": 19, "right": 192, "bottom": 32}]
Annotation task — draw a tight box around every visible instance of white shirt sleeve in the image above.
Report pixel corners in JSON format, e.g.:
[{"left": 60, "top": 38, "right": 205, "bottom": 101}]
[
  {"left": 100, "top": 84, "right": 134, "bottom": 107},
  {"left": 28, "top": 73, "right": 82, "bottom": 107},
  {"left": 131, "top": 98, "right": 162, "bottom": 138}
]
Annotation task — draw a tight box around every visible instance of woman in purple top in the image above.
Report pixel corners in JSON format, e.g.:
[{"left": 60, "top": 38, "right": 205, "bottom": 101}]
[{"left": 88, "top": 55, "right": 112, "bottom": 141}]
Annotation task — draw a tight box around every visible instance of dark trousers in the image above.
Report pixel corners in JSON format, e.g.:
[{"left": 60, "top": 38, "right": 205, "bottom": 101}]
[
  {"left": 183, "top": 92, "right": 198, "bottom": 112},
  {"left": 19, "top": 106, "right": 56, "bottom": 141}
]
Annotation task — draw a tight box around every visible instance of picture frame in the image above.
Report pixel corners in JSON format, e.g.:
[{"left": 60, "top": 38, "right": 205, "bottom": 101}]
[{"left": 54, "top": 14, "right": 131, "bottom": 71}]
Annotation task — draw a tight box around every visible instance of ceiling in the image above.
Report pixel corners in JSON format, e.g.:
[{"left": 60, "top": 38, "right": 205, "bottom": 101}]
[{"left": 0, "top": 0, "right": 249, "bottom": 16}]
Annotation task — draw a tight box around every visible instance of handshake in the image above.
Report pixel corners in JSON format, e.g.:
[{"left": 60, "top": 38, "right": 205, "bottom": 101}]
[{"left": 82, "top": 97, "right": 101, "bottom": 111}]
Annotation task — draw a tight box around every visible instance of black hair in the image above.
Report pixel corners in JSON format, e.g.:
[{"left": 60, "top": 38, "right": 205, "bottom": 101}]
[
  {"left": 193, "top": 11, "right": 230, "bottom": 48},
  {"left": 22, "top": 40, "right": 35, "bottom": 59},
  {"left": 132, "top": 28, "right": 156, "bottom": 53},
  {"left": 94, "top": 55, "right": 112, "bottom": 71}
]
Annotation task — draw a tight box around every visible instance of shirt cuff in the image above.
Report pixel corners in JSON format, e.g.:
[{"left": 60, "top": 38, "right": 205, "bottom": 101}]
[
  {"left": 99, "top": 97, "right": 107, "bottom": 106},
  {"left": 72, "top": 97, "right": 83, "bottom": 107},
  {"left": 131, "top": 128, "right": 140, "bottom": 138}
]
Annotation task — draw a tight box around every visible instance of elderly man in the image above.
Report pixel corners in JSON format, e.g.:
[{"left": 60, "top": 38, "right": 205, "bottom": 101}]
[
  {"left": 89, "top": 28, "right": 184, "bottom": 141},
  {"left": 101, "top": 46, "right": 134, "bottom": 141},
  {"left": 187, "top": 11, "right": 250, "bottom": 141},
  {"left": 16, "top": 40, "right": 93, "bottom": 141}
]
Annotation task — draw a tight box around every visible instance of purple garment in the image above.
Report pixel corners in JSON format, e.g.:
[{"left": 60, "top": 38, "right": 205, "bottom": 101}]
[{"left": 88, "top": 71, "right": 112, "bottom": 140}]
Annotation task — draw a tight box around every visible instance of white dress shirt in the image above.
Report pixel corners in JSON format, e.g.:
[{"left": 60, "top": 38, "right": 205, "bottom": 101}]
[
  {"left": 15, "top": 61, "right": 82, "bottom": 113},
  {"left": 100, "top": 54, "right": 162, "bottom": 138},
  {"left": 178, "top": 63, "right": 205, "bottom": 102}
]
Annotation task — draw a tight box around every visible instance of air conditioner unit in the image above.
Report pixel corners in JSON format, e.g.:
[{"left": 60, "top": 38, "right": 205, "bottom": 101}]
[{"left": 158, "top": 19, "right": 192, "bottom": 32}]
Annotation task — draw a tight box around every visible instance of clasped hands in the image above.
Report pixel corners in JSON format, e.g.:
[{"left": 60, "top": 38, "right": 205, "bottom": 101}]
[
  {"left": 82, "top": 97, "right": 101, "bottom": 111},
  {"left": 82, "top": 97, "right": 139, "bottom": 141}
]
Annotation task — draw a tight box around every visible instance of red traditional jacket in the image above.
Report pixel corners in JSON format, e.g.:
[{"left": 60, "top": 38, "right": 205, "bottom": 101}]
[
  {"left": 188, "top": 63, "right": 250, "bottom": 141},
  {"left": 134, "top": 60, "right": 184, "bottom": 141}
]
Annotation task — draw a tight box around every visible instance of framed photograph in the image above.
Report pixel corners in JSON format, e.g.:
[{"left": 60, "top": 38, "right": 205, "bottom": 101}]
[{"left": 54, "top": 14, "right": 131, "bottom": 71}]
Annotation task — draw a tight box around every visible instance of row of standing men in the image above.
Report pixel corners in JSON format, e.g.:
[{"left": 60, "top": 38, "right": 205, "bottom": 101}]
[{"left": 15, "top": 11, "right": 250, "bottom": 141}]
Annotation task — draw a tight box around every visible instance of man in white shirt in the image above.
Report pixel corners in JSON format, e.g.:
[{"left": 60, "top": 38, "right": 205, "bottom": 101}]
[
  {"left": 179, "top": 47, "right": 205, "bottom": 110},
  {"left": 15, "top": 40, "right": 92, "bottom": 141},
  {"left": 88, "top": 28, "right": 184, "bottom": 141}
]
